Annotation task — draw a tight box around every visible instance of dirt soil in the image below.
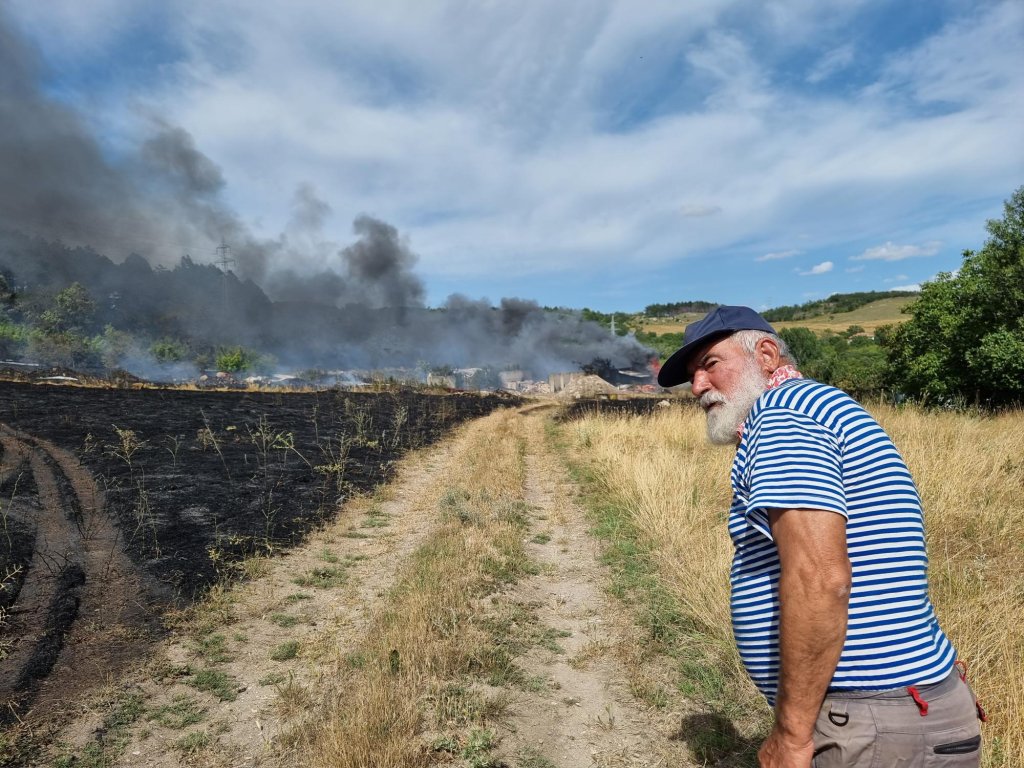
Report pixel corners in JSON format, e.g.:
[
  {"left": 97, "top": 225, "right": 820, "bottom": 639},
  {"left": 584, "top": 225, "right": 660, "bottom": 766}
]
[{"left": 484, "top": 412, "right": 695, "bottom": 767}]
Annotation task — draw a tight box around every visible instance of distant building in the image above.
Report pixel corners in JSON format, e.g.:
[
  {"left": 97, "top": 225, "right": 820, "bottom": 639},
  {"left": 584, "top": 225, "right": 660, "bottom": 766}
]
[
  {"left": 498, "top": 369, "right": 526, "bottom": 388},
  {"left": 548, "top": 371, "right": 583, "bottom": 393}
]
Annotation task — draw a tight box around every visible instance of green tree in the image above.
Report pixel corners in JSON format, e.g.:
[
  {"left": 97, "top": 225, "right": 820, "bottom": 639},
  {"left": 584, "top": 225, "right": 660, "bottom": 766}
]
[
  {"left": 150, "top": 337, "right": 190, "bottom": 364},
  {"left": 216, "top": 346, "right": 257, "bottom": 373},
  {"left": 214, "top": 346, "right": 275, "bottom": 375},
  {"left": 778, "top": 327, "right": 822, "bottom": 368},
  {"left": 100, "top": 325, "right": 139, "bottom": 369},
  {"left": 39, "top": 283, "right": 96, "bottom": 335},
  {"left": 883, "top": 186, "right": 1024, "bottom": 405}
]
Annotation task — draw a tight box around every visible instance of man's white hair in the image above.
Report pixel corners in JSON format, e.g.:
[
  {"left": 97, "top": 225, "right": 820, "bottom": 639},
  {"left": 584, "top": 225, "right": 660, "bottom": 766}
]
[{"left": 731, "top": 330, "right": 797, "bottom": 366}]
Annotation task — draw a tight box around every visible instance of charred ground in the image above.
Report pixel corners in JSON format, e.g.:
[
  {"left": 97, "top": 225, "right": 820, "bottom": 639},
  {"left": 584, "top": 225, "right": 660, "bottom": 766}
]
[{"left": 0, "top": 382, "right": 515, "bottom": 738}]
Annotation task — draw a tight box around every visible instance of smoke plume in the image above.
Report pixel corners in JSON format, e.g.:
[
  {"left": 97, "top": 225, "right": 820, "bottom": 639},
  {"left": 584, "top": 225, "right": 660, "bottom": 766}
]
[{"left": 0, "top": 11, "right": 654, "bottom": 381}]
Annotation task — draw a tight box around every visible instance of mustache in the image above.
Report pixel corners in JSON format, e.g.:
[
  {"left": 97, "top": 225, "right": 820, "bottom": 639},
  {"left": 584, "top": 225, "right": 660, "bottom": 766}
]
[{"left": 700, "top": 391, "right": 727, "bottom": 411}]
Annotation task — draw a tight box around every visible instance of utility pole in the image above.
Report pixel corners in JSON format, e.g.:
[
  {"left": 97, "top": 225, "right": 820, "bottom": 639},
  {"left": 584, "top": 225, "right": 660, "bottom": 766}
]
[{"left": 214, "top": 239, "right": 235, "bottom": 310}]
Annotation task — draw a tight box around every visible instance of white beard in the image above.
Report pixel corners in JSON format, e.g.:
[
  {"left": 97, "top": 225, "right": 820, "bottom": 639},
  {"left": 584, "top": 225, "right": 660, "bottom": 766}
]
[{"left": 700, "top": 360, "right": 768, "bottom": 445}]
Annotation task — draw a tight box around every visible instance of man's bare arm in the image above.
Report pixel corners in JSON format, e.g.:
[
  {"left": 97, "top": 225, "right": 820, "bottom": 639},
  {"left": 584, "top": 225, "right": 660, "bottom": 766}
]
[{"left": 759, "top": 507, "right": 851, "bottom": 768}]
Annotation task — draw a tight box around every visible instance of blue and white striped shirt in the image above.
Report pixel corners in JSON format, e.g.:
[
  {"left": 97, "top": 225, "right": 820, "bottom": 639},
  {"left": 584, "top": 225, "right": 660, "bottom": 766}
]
[{"left": 729, "top": 378, "right": 955, "bottom": 702}]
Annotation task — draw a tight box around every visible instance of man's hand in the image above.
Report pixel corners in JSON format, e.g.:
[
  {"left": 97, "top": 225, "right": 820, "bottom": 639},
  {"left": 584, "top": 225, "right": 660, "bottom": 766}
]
[
  {"left": 758, "top": 726, "right": 815, "bottom": 767},
  {"left": 765, "top": 507, "right": 851, "bottom": 768}
]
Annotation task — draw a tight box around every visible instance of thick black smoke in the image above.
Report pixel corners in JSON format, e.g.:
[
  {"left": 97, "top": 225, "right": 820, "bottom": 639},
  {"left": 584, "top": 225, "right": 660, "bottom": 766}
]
[{"left": 0, "top": 11, "right": 654, "bottom": 380}]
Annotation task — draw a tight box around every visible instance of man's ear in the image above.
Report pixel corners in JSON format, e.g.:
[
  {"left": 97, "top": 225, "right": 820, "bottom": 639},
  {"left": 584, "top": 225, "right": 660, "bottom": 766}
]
[{"left": 757, "top": 337, "right": 783, "bottom": 374}]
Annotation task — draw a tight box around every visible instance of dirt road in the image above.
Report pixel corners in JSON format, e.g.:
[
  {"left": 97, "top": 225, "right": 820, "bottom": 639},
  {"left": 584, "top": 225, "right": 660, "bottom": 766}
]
[{"left": 18, "top": 405, "right": 698, "bottom": 768}]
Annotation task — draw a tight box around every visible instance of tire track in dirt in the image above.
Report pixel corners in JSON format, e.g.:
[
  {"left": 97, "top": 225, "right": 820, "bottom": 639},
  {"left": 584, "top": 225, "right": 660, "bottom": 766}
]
[
  {"left": 489, "top": 411, "right": 695, "bottom": 768},
  {"left": 0, "top": 425, "right": 157, "bottom": 728}
]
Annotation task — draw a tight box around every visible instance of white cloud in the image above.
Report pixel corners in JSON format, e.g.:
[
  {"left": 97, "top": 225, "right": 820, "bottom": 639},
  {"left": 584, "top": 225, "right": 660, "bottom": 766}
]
[
  {"left": 3, "top": 0, "right": 1020, "bottom": 297},
  {"left": 883, "top": 274, "right": 910, "bottom": 283},
  {"left": 889, "top": 283, "right": 921, "bottom": 292},
  {"left": 806, "top": 43, "right": 856, "bottom": 84},
  {"left": 756, "top": 249, "right": 800, "bottom": 262},
  {"left": 799, "top": 260, "right": 834, "bottom": 276},
  {"left": 679, "top": 204, "right": 723, "bottom": 218},
  {"left": 853, "top": 240, "right": 942, "bottom": 261}
]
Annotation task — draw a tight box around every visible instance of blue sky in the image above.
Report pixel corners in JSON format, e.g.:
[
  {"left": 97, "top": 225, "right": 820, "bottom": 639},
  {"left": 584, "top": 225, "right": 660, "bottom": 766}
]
[{"left": 7, "top": 0, "right": 1023, "bottom": 312}]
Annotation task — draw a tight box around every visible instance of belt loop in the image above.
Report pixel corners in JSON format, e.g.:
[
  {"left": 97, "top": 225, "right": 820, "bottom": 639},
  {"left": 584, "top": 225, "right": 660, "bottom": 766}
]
[
  {"left": 827, "top": 700, "right": 850, "bottom": 727},
  {"left": 907, "top": 686, "right": 929, "bottom": 716},
  {"left": 955, "top": 659, "right": 968, "bottom": 682}
]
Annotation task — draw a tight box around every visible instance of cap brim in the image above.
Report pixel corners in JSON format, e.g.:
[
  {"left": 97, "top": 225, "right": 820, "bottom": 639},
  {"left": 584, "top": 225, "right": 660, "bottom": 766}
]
[{"left": 657, "top": 330, "right": 732, "bottom": 387}]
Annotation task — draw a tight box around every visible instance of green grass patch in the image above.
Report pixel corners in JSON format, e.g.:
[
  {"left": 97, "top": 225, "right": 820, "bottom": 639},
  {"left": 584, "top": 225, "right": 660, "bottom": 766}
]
[
  {"left": 361, "top": 506, "right": 390, "bottom": 528},
  {"left": 259, "top": 671, "right": 287, "bottom": 686},
  {"left": 462, "top": 728, "right": 499, "bottom": 768},
  {"left": 104, "top": 692, "right": 145, "bottom": 730},
  {"left": 194, "top": 632, "right": 232, "bottom": 663},
  {"left": 187, "top": 668, "right": 239, "bottom": 701},
  {"left": 283, "top": 591, "right": 312, "bottom": 603},
  {"left": 294, "top": 566, "right": 348, "bottom": 588},
  {"left": 530, "top": 532, "right": 551, "bottom": 544},
  {"left": 173, "top": 730, "right": 211, "bottom": 755},
  {"left": 270, "top": 640, "right": 300, "bottom": 661},
  {"left": 269, "top": 612, "right": 299, "bottom": 628},
  {"left": 480, "top": 539, "right": 540, "bottom": 587},
  {"left": 148, "top": 695, "right": 206, "bottom": 729},
  {"left": 47, "top": 690, "right": 145, "bottom": 767},
  {"left": 318, "top": 548, "right": 340, "bottom": 563}
]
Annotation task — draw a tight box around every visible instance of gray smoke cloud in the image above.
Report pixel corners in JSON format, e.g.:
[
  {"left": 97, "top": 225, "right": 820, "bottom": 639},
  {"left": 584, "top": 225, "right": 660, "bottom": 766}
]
[{"left": 0, "top": 10, "right": 655, "bottom": 382}]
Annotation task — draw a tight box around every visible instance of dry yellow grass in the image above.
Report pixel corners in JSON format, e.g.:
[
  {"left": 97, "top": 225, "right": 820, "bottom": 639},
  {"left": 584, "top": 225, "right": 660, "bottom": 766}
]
[
  {"left": 565, "top": 402, "right": 1023, "bottom": 767},
  {"left": 291, "top": 410, "right": 531, "bottom": 767}
]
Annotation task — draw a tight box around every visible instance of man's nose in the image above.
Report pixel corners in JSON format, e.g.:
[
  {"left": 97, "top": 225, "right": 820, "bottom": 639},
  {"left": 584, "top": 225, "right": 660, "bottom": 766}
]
[{"left": 691, "top": 369, "right": 710, "bottom": 397}]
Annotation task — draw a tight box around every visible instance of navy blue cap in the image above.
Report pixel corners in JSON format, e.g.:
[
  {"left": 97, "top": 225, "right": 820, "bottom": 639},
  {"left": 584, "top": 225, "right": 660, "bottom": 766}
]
[{"left": 657, "top": 305, "right": 777, "bottom": 387}]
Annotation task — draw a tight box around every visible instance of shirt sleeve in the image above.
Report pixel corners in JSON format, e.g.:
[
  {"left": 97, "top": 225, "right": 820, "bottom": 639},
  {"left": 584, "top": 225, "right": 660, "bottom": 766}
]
[{"left": 742, "top": 406, "right": 847, "bottom": 541}]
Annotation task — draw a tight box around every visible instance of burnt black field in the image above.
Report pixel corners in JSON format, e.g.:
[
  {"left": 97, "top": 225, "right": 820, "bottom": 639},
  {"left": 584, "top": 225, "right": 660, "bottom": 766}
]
[{"left": 0, "top": 381, "right": 516, "bottom": 601}]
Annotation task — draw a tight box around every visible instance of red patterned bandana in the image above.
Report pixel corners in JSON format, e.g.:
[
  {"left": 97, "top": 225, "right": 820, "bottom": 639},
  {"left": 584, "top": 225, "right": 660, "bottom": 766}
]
[
  {"left": 766, "top": 365, "right": 803, "bottom": 389},
  {"left": 735, "top": 366, "right": 804, "bottom": 442}
]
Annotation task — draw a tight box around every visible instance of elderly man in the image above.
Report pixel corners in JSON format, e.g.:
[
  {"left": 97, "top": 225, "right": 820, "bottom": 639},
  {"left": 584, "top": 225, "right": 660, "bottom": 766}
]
[{"left": 657, "top": 306, "right": 983, "bottom": 768}]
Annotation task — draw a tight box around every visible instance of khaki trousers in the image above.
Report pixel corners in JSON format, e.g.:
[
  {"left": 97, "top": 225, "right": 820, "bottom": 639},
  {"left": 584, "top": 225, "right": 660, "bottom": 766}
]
[{"left": 812, "top": 670, "right": 982, "bottom": 767}]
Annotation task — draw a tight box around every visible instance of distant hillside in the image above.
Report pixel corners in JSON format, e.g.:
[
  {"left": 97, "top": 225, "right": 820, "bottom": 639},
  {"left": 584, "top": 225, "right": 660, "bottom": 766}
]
[
  {"left": 635, "top": 292, "right": 919, "bottom": 337},
  {"left": 771, "top": 296, "right": 918, "bottom": 333},
  {"left": 762, "top": 291, "right": 918, "bottom": 322}
]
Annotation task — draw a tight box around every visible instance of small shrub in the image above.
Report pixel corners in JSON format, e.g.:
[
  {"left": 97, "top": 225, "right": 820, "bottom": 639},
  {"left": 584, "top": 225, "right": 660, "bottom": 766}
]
[
  {"left": 148, "top": 695, "right": 206, "bottom": 729},
  {"left": 294, "top": 567, "right": 348, "bottom": 588},
  {"left": 194, "top": 633, "right": 232, "bottom": 663},
  {"left": 270, "top": 640, "right": 300, "bottom": 661},
  {"left": 259, "top": 672, "right": 287, "bottom": 686},
  {"left": 187, "top": 669, "right": 239, "bottom": 701},
  {"left": 174, "top": 730, "right": 211, "bottom": 755}
]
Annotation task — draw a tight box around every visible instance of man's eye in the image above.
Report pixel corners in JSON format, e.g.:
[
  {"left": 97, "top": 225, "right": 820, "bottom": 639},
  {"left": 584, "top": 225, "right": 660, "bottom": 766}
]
[{"left": 706, "top": 360, "right": 717, "bottom": 369}]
